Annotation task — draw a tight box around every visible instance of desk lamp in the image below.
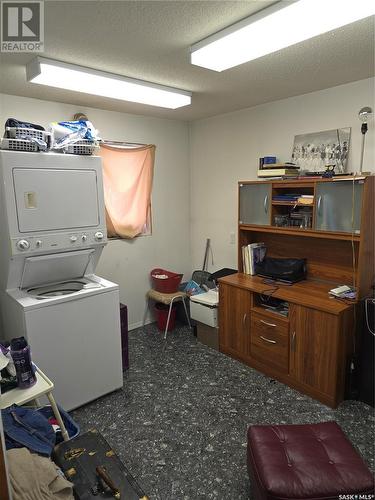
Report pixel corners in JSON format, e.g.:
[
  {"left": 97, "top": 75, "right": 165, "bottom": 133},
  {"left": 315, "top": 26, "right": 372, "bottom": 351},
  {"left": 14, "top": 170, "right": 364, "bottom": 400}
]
[{"left": 358, "top": 106, "right": 373, "bottom": 174}]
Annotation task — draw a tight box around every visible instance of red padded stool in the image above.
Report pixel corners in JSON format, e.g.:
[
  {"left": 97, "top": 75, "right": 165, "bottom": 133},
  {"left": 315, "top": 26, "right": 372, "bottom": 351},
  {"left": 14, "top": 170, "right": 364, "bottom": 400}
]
[{"left": 247, "top": 422, "right": 374, "bottom": 500}]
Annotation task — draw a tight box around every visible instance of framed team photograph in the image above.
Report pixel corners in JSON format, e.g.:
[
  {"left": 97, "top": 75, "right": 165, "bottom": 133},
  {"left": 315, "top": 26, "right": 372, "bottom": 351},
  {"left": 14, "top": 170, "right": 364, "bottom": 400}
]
[{"left": 291, "top": 127, "right": 351, "bottom": 173}]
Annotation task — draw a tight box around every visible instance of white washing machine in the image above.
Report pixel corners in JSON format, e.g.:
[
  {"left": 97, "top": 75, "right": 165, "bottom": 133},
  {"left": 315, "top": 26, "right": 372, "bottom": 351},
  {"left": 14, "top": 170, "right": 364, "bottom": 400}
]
[{"left": 0, "top": 150, "right": 123, "bottom": 410}]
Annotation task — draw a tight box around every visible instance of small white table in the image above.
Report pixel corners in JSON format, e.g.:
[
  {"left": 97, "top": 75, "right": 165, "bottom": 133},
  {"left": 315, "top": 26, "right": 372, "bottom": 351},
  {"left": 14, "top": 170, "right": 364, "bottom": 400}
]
[{"left": 0, "top": 366, "right": 69, "bottom": 442}]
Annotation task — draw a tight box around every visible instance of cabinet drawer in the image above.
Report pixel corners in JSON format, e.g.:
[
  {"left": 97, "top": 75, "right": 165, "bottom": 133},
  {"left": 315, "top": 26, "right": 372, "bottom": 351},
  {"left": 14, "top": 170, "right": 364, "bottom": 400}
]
[{"left": 250, "top": 312, "right": 289, "bottom": 373}]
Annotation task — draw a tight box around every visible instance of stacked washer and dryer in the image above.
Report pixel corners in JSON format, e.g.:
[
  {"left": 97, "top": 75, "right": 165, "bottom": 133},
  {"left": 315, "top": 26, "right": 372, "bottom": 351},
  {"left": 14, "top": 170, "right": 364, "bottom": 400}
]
[{"left": 0, "top": 150, "right": 123, "bottom": 410}]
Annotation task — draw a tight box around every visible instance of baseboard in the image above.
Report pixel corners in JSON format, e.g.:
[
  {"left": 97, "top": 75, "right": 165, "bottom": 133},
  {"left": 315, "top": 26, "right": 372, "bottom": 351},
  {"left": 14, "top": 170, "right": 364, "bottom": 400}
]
[{"left": 128, "top": 318, "right": 153, "bottom": 331}]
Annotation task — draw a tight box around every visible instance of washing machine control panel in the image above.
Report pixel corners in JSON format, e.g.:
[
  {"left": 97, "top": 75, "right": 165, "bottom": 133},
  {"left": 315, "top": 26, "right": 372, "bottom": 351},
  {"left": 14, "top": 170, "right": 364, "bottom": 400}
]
[{"left": 11, "top": 229, "right": 107, "bottom": 255}]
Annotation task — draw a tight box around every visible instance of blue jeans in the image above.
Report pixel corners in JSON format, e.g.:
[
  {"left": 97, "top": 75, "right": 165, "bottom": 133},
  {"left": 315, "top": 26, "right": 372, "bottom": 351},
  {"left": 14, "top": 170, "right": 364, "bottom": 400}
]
[{"left": 2, "top": 405, "right": 56, "bottom": 456}]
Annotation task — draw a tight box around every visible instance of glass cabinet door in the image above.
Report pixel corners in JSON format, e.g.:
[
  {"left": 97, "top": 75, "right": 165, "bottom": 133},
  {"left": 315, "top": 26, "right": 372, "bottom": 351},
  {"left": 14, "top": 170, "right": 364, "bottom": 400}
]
[
  {"left": 239, "top": 183, "right": 271, "bottom": 225},
  {"left": 315, "top": 180, "right": 363, "bottom": 233}
]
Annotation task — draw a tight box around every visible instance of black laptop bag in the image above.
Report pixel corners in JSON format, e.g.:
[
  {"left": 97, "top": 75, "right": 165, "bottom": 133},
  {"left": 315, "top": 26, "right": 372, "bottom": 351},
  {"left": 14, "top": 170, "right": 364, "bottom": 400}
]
[{"left": 254, "top": 257, "right": 307, "bottom": 283}]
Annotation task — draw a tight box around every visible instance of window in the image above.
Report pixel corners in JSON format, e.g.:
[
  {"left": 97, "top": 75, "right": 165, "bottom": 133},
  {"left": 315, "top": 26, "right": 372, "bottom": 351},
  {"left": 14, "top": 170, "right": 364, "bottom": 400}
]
[{"left": 98, "top": 144, "right": 155, "bottom": 238}]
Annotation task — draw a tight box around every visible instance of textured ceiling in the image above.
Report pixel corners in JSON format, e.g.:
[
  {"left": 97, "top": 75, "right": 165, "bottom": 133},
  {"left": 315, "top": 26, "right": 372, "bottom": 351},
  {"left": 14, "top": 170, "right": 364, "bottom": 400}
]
[{"left": 0, "top": 0, "right": 374, "bottom": 121}]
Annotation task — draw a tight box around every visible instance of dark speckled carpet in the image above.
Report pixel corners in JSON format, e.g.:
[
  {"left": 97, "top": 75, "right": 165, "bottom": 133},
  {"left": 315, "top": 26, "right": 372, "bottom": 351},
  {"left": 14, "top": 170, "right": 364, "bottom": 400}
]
[{"left": 72, "top": 323, "right": 375, "bottom": 500}]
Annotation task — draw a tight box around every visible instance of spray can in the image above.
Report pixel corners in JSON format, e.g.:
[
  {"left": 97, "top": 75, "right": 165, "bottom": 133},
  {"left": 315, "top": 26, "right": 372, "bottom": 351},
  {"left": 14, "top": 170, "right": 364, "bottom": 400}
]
[{"left": 10, "top": 337, "right": 36, "bottom": 388}]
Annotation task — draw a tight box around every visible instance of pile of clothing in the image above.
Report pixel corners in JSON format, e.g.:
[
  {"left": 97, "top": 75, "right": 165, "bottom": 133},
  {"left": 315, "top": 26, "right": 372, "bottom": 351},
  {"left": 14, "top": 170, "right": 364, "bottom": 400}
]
[
  {"left": 2, "top": 405, "right": 74, "bottom": 500},
  {"left": 49, "top": 119, "right": 100, "bottom": 150}
]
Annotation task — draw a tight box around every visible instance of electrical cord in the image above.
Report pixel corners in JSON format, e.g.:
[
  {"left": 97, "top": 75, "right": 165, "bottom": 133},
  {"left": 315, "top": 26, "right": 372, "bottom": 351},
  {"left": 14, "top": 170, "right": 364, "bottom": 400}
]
[
  {"left": 351, "top": 175, "right": 357, "bottom": 292},
  {"left": 260, "top": 286, "right": 279, "bottom": 300},
  {"left": 260, "top": 276, "right": 298, "bottom": 299},
  {"left": 350, "top": 175, "right": 357, "bottom": 358},
  {"left": 365, "top": 297, "right": 375, "bottom": 336}
]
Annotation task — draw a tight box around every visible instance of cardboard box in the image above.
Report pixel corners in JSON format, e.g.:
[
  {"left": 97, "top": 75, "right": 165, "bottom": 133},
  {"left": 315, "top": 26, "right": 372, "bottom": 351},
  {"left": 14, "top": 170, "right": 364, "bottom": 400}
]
[{"left": 197, "top": 321, "right": 219, "bottom": 351}]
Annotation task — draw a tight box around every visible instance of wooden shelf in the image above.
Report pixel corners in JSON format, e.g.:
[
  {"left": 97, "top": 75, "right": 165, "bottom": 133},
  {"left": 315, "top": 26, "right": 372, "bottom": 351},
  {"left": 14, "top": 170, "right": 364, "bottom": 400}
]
[
  {"left": 239, "top": 224, "right": 361, "bottom": 241},
  {"left": 251, "top": 304, "right": 289, "bottom": 323}
]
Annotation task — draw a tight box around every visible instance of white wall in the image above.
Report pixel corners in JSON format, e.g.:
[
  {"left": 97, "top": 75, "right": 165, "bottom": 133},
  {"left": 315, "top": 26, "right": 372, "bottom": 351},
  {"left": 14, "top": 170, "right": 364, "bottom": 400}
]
[
  {"left": 0, "top": 94, "right": 191, "bottom": 329},
  {"left": 189, "top": 77, "right": 375, "bottom": 272}
]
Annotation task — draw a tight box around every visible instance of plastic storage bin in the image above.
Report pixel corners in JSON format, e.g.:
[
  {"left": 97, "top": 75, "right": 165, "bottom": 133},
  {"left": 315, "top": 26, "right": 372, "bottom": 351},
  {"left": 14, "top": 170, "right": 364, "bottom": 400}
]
[
  {"left": 62, "top": 139, "right": 98, "bottom": 155},
  {"left": 1, "top": 127, "right": 51, "bottom": 152},
  {"left": 37, "top": 405, "right": 80, "bottom": 443},
  {"left": 155, "top": 303, "right": 177, "bottom": 331},
  {"left": 1, "top": 138, "right": 39, "bottom": 152},
  {"left": 5, "top": 126, "right": 51, "bottom": 143},
  {"left": 151, "top": 268, "right": 183, "bottom": 293}
]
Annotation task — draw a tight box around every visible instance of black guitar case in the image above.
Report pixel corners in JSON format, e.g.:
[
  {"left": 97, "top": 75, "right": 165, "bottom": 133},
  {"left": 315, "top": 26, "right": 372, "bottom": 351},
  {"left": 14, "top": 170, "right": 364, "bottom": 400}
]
[{"left": 53, "top": 429, "right": 148, "bottom": 500}]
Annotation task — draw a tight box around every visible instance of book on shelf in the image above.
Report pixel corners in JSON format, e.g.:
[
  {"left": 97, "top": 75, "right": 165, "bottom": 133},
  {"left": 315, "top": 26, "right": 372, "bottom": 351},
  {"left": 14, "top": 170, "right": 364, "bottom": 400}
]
[
  {"left": 242, "top": 245, "right": 249, "bottom": 274},
  {"left": 273, "top": 194, "right": 301, "bottom": 201},
  {"left": 242, "top": 243, "right": 266, "bottom": 275},
  {"left": 258, "top": 168, "right": 300, "bottom": 177},
  {"left": 259, "top": 162, "right": 298, "bottom": 170},
  {"left": 297, "top": 196, "right": 314, "bottom": 205}
]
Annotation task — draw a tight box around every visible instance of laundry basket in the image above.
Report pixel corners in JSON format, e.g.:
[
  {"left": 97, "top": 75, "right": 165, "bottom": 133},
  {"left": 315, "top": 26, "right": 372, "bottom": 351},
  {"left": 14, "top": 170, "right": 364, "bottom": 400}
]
[
  {"left": 62, "top": 140, "right": 98, "bottom": 155},
  {"left": 5, "top": 126, "right": 50, "bottom": 143},
  {"left": 0, "top": 138, "right": 39, "bottom": 152},
  {"left": 1, "top": 127, "right": 51, "bottom": 152},
  {"left": 37, "top": 405, "right": 80, "bottom": 443},
  {"left": 151, "top": 268, "right": 183, "bottom": 293}
]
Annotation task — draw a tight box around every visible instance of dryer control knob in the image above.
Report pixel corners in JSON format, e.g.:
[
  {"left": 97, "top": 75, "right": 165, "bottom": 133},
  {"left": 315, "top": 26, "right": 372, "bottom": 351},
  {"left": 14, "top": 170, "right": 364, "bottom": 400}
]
[
  {"left": 82, "top": 234, "right": 87, "bottom": 242},
  {"left": 95, "top": 231, "right": 104, "bottom": 241},
  {"left": 17, "top": 239, "right": 30, "bottom": 251},
  {"left": 70, "top": 235, "right": 78, "bottom": 243},
  {"left": 36, "top": 240, "right": 42, "bottom": 248}
]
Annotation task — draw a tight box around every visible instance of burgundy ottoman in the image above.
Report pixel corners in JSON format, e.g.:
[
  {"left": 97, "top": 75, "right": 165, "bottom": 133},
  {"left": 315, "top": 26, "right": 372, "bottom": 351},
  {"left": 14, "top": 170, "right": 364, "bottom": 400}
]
[{"left": 247, "top": 422, "right": 374, "bottom": 500}]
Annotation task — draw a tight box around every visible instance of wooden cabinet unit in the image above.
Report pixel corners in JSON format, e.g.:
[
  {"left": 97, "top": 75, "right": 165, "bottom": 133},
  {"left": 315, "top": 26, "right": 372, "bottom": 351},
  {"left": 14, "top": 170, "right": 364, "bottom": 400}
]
[
  {"left": 219, "top": 284, "right": 251, "bottom": 361},
  {"left": 219, "top": 176, "right": 374, "bottom": 408}
]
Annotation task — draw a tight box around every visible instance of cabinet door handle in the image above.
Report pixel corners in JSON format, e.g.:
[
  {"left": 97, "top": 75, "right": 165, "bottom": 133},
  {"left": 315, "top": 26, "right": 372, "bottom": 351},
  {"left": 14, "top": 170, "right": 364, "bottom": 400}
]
[
  {"left": 291, "top": 331, "right": 296, "bottom": 352},
  {"left": 317, "top": 195, "right": 322, "bottom": 215},
  {"left": 264, "top": 195, "right": 268, "bottom": 213},
  {"left": 260, "top": 319, "right": 276, "bottom": 328},
  {"left": 260, "top": 335, "right": 276, "bottom": 344}
]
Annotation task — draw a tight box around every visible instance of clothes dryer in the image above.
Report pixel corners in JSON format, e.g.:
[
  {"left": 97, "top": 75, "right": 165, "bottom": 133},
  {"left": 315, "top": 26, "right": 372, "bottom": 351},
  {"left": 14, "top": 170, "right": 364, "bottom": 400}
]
[{"left": 0, "top": 151, "right": 123, "bottom": 410}]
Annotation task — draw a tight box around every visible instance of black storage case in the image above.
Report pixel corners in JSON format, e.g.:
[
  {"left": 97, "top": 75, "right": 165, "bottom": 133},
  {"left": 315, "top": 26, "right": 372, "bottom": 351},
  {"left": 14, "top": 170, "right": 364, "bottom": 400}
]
[
  {"left": 53, "top": 429, "right": 148, "bottom": 499},
  {"left": 255, "top": 257, "right": 307, "bottom": 284}
]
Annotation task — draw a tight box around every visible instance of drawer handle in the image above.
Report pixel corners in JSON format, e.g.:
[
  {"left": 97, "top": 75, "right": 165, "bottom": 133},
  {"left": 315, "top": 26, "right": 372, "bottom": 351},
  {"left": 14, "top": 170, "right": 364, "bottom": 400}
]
[
  {"left": 260, "top": 319, "right": 276, "bottom": 328},
  {"left": 260, "top": 335, "right": 277, "bottom": 344}
]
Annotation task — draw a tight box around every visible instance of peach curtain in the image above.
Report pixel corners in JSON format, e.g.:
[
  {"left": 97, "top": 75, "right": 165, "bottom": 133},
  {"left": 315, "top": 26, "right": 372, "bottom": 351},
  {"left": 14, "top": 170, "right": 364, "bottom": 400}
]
[{"left": 98, "top": 144, "right": 155, "bottom": 238}]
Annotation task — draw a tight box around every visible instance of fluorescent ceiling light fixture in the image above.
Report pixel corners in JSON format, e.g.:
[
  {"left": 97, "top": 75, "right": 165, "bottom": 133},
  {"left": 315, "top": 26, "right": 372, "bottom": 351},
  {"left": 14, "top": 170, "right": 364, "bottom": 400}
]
[
  {"left": 191, "top": 0, "right": 375, "bottom": 72},
  {"left": 26, "top": 57, "right": 191, "bottom": 109}
]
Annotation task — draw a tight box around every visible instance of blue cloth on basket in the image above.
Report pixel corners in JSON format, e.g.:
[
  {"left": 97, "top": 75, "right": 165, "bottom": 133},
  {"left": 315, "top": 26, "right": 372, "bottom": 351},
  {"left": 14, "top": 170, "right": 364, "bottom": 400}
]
[{"left": 1, "top": 405, "right": 56, "bottom": 456}]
